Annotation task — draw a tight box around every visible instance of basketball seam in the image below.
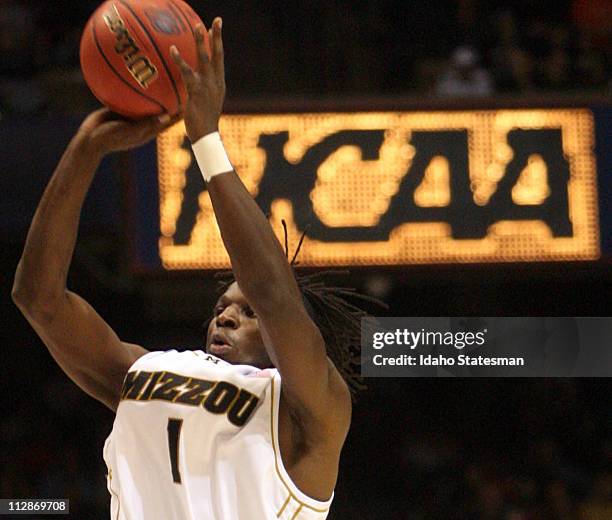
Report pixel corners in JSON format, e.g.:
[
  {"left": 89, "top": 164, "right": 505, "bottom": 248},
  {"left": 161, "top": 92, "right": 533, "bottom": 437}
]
[
  {"left": 91, "top": 17, "right": 167, "bottom": 114},
  {"left": 118, "top": 0, "right": 181, "bottom": 112},
  {"left": 167, "top": 0, "right": 195, "bottom": 34},
  {"left": 165, "top": 1, "right": 187, "bottom": 33}
]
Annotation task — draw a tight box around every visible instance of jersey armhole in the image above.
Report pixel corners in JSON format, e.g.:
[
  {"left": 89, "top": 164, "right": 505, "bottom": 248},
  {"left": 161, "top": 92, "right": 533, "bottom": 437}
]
[{"left": 269, "top": 372, "right": 334, "bottom": 513}]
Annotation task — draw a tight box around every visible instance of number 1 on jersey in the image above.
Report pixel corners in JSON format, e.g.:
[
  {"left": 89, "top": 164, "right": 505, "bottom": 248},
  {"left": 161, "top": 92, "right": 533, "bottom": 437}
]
[{"left": 167, "top": 418, "right": 183, "bottom": 484}]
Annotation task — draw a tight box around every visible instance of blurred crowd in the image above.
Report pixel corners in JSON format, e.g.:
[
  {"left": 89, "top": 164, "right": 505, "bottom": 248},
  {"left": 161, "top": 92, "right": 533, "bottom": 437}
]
[
  {"left": 330, "top": 377, "right": 612, "bottom": 520},
  {"left": 389, "top": 381, "right": 612, "bottom": 520},
  {"left": 0, "top": 0, "right": 609, "bottom": 115},
  {"left": 432, "top": 2, "right": 610, "bottom": 97}
]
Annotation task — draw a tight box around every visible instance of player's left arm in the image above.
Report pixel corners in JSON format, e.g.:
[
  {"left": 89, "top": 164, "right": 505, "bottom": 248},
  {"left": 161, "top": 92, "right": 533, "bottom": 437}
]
[{"left": 170, "top": 19, "right": 351, "bottom": 441}]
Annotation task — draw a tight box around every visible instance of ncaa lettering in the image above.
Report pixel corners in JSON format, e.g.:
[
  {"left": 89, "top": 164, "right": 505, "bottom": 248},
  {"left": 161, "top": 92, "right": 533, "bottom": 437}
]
[
  {"left": 255, "top": 129, "right": 571, "bottom": 240},
  {"left": 121, "top": 370, "right": 260, "bottom": 427},
  {"left": 171, "top": 128, "right": 571, "bottom": 244}
]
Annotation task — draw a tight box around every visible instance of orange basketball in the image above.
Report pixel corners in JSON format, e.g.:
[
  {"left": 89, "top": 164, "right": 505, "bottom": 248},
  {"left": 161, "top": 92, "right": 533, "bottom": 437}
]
[{"left": 80, "top": 0, "right": 207, "bottom": 119}]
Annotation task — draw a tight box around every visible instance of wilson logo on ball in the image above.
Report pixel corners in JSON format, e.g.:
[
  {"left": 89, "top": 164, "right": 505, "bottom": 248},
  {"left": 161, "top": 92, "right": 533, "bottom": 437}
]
[
  {"left": 145, "top": 9, "right": 181, "bottom": 35},
  {"left": 103, "top": 5, "right": 158, "bottom": 89}
]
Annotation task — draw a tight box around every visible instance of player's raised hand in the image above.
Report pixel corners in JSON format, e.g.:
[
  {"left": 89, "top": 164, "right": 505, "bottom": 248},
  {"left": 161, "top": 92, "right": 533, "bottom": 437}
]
[
  {"left": 77, "top": 108, "right": 179, "bottom": 157},
  {"left": 170, "top": 18, "right": 225, "bottom": 143}
]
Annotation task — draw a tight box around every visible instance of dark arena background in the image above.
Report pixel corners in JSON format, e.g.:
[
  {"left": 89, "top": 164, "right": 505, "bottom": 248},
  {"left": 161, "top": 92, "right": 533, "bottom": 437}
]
[{"left": 1, "top": 1, "right": 611, "bottom": 519}]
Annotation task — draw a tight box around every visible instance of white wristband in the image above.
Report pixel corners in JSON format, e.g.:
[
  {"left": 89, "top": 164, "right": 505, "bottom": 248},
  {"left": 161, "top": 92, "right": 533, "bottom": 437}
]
[{"left": 191, "top": 132, "right": 233, "bottom": 182}]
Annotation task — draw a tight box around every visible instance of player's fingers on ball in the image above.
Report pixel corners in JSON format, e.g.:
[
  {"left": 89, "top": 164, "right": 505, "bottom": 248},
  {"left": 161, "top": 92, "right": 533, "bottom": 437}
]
[
  {"left": 170, "top": 45, "right": 190, "bottom": 72},
  {"left": 156, "top": 113, "right": 181, "bottom": 128},
  {"left": 86, "top": 108, "right": 111, "bottom": 127},
  {"left": 194, "top": 24, "right": 210, "bottom": 72},
  {"left": 212, "top": 18, "right": 224, "bottom": 76},
  {"left": 128, "top": 115, "right": 160, "bottom": 137},
  {"left": 140, "top": 119, "right": 161, "bottom": 138},
  {"left": 170, "top": 45, "right": 195, "bottom": 84},
  {"left": 167, "top": 113, "right": 182, "bottom": 125},
  {"left": 94, "top": 107, "right": 111, "bottom": 120},
  {"left": 103, "top": 120, "right": 125, "bottom": 136},
  {"left": 149, "top": 111, "right": 176, "bottom": 125}
]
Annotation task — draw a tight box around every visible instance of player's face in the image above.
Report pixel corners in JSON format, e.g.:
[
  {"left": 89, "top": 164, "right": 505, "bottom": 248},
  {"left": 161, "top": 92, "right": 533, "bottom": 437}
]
[{"left": 205, "top": 282, "right": 272, "bottom": 368}]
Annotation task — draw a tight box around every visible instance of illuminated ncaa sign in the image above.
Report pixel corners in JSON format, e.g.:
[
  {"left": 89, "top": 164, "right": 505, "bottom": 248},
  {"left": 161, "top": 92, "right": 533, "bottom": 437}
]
[{"left": 156, "top": 110, "right": 599, "bottom": 269}]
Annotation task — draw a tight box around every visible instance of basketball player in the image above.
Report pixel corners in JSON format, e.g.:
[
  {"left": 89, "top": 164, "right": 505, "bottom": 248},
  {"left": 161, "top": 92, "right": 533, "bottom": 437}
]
[{"left": 12, "top": 18, "right": 375, "bottom": 519}]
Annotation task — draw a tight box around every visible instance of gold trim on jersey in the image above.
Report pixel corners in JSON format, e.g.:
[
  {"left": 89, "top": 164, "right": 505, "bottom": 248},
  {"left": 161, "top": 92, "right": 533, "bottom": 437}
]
[
  {"left": 276, "top": 494, "right": 291, "bottom": 517},
  {"left": 291, "top": 505, "right": 304, "bottom": 520},
  {"left": 108, "top": 467, "right": 121, "bottom": 520},
  {"left": 270, "top": 378, "right": 330, "bottom": 514}
]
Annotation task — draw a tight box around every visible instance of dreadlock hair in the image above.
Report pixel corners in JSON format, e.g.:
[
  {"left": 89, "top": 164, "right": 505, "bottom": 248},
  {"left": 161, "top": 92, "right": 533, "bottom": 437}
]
[{"left": 210, "top": 221, "right": 387, "bottom": 399}]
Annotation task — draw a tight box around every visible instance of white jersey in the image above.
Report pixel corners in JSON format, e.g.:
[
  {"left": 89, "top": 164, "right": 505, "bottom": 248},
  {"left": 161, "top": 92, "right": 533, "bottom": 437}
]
[{"left": 103, "top": 350, "right": 333, "bottom": 520}]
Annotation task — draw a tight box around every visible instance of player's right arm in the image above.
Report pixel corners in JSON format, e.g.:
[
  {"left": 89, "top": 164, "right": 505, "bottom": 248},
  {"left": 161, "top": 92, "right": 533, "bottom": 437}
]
[{"left": 12, "top": 109, "right": 173, "bottom": 411}]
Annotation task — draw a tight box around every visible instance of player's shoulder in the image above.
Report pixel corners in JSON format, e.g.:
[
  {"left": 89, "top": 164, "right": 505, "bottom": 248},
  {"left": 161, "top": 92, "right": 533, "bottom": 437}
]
[
  {"left": 128, "top": 349, "right": 224, "bottom": 369},
  {"left": 128, "top": 349, "right": 278, "bottom": 380}
]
